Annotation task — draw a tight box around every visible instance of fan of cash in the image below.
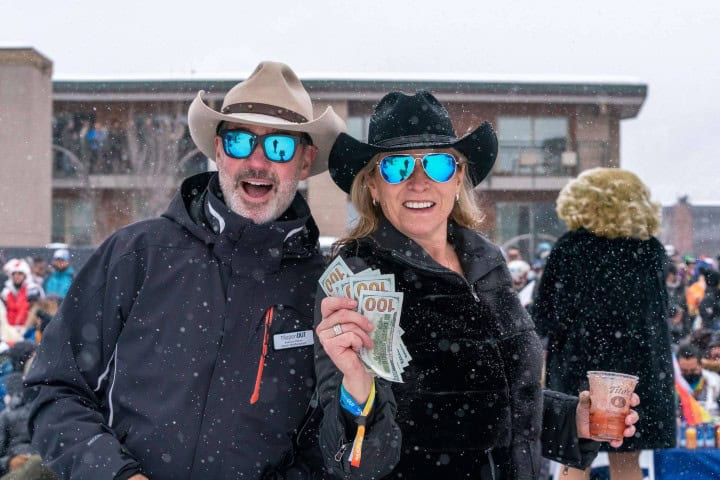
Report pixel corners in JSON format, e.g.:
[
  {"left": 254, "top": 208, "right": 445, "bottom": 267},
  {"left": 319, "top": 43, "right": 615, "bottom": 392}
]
[{"left": 319, "top": 256, "right": 410, "bottom": 383}]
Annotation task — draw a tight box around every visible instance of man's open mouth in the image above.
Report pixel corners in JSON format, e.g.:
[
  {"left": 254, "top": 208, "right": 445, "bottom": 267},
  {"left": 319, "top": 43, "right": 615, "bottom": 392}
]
[{"left": 242, "top": 180, "right": 274, "bottom": 198}]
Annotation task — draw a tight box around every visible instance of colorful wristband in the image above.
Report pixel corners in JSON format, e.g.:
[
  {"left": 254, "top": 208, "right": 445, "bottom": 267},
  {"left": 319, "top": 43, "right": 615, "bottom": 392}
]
[
  {"left": 338, "top": 380, "right": 376, "bottom": 468},
  {"left": 340, "top": 384, "right": 368, "bottom": 416}
]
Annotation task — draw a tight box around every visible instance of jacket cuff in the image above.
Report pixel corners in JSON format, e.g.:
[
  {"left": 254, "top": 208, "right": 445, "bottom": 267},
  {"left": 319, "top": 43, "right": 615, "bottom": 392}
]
[
  {"left": 541, "top": 390, "right": 601, "bottom": 469},
  {"left": 576, "top": 438, "right": 602, "bottom": 469}
]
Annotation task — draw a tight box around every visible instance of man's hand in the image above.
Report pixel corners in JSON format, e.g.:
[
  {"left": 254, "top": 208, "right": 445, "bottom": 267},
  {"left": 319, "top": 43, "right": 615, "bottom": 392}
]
[{"left": 576, "top": 390, "right": 640, "bottom": 448}]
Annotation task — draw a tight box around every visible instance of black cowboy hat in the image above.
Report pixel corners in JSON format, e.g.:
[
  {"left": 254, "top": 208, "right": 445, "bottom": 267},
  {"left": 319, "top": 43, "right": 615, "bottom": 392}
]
[{"left": 328, "top": 90, "right": 498, "bottom": 194}]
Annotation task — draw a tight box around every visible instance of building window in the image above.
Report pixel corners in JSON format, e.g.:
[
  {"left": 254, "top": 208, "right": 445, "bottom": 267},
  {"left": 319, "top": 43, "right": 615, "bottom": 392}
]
[
  {"left": 495, "top": 116, "right": 569, "bottom": 176},
  {"left": 495, "top": 201, "right": 566, "bottom": 259},
  {"left": 52, "top": 197, "right": 95, "bottom": 245},
  {"left": 347, "top": 115, "right": 371, "bottom": 142}
]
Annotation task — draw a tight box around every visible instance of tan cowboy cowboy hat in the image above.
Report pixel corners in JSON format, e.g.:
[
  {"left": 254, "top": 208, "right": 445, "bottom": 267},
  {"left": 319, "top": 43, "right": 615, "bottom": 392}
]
[{"left": 188, "top": 61, "right": 346, "bottom": 176}]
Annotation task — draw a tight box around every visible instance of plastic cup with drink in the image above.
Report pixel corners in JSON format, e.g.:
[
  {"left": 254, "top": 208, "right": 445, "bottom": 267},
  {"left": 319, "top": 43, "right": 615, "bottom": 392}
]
[{"left": 587, "top": 371, "right": 639, "bottom": 442}]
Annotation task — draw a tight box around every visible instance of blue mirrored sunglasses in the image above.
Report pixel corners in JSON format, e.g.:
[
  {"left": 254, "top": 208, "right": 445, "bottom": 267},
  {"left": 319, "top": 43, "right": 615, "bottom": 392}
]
[
  {"left": 377, "top": 153, "right": 459, "bottom": 184},
  {"left": 220, "top": 129, "right": 308, "bottom": 162}
]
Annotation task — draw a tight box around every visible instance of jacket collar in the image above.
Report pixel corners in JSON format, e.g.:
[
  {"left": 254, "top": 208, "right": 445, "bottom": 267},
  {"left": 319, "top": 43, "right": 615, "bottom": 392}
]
[
  {"left": 366, "top": 216, "right": 505, "bottom": 283},
  {"left": 163, "top": 172, "right": 320, "bottom": 266},
  {"left": 202, "top": 174, "right": 318, "bottom": 255}
]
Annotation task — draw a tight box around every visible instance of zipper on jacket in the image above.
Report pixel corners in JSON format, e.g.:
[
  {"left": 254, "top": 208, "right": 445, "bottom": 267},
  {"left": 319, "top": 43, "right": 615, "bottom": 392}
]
[
  {"left": 469, "top": 283, "right": 480, "bottom": 302},
  {"left": 250, "top": 306, "right": 274, "bottom": 404},
  {"left": 334, "top": 441, "right": 351, "bottom": 462},
  {"left": 294, "top": 389, "right": 320, "bottom": 450},
  {"left": 389, "top": 251, "right": 481, "bottom": 302},
  {"left": 485, "top": 448, "right": 496, "bottom": 480}
]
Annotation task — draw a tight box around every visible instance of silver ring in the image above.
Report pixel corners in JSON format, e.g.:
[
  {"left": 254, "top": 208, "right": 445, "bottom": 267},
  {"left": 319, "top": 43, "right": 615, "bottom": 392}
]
[{"left": 333, "top": 324, "right": 343, "bottom": 336}]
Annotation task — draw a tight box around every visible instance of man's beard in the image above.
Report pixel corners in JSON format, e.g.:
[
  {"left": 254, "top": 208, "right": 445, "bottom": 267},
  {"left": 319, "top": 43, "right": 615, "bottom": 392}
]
[{"left": 218, "top": 167, "right": 301, "bottom": 224}]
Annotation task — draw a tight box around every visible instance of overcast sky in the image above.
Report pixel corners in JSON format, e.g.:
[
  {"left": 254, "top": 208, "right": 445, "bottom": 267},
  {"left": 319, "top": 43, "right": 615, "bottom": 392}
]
[{"left": 2, "top": 0, "right": 719, "bottom": 205}]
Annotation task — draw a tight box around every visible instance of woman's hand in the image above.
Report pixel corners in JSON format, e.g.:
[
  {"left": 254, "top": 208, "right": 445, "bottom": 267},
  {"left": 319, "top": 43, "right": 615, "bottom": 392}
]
[
  {"left": 576, "top": 391, "right": 640, "bottom": 448},
  {"left": 317, "top": 296, "right": 375, "bottom": 402}
]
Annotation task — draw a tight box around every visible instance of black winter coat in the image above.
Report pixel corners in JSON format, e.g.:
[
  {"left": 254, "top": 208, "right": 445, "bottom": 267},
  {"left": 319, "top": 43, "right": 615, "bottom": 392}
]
[
  {"left": 26, "top": 173, "right": 325, "bottom": 479},
  {"left": 534, "top": 228, "right": 676, "bottom": 451},
  {"left": 315, "top": 219, "right": 544, "bottom": 479}
]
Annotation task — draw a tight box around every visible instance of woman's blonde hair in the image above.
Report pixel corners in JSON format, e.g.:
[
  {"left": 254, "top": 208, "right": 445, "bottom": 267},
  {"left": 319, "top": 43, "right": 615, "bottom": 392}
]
[
  {"left": 335, "top": 152, "right": 484, "bottom": 250},
  {"left": 556, "top": 167, "right": 660, "bottom": 240}
]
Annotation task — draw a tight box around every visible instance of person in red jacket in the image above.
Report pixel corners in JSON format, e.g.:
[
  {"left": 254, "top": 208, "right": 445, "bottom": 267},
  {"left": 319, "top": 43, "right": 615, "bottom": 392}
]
[{"left": 1, "top": 260, "right": 43, "bottom": 332}]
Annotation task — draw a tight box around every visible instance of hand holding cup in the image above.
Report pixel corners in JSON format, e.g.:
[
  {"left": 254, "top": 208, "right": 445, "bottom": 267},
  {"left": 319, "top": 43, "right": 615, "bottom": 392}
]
[{"left": 577, "top": 371, "right": 640, "bottom": 447}]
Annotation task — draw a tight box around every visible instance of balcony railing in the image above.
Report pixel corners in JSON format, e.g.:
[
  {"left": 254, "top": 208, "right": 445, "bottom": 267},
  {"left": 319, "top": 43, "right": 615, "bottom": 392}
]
[
  {"left": 52, "top": 143, "right": 207, "bottom": 181},
  {"left": 492, "top": 141, "right": 611, "bottom": 178},
  {"left": 52, "top": 114, "right": 208, "bottom": 182}
]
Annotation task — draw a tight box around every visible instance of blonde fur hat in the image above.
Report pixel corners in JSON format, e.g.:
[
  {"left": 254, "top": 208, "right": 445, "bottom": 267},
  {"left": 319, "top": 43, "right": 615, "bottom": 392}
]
[{"left": 556, "top": 167, "right": 660, "bottom": 240}]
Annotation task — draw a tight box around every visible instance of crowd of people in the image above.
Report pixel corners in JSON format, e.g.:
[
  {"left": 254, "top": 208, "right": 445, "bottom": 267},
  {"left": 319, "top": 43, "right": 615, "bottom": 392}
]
[
  {"left": 662, "top": 251, "right": 720, "bottom": 418},
  {"left": 0, "top": 250, "right": 74, "bottom": 478},
  {"left": 0, "top": 249, "right": 72, "bottom": 348},
  {"left": 2, "top": 61, "right": 695, "bottom": 480}
]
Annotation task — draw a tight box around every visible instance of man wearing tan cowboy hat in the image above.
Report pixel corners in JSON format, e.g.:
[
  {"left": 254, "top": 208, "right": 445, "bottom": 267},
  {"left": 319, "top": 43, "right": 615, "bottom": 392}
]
[{"left": 27, "top": 61, "right": 345, "bottom": 480}]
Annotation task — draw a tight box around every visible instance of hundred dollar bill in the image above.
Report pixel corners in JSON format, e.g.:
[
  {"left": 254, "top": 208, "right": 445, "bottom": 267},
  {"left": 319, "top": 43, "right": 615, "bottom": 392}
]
[
  {"left": 358, "top": 291, "right": 405, "bottom": 383},
  {"left": 334, "top": 273, "right": 394, "bottom": 300},
  {"left": 318, "top": 256, "right": 353, "bottom": 296},
  {"left": 348, "top": 274, "right": 396, "bottom": 301},
  {"left": 396, "top": 327, "right": 411, "bottom": 369},
  {"left": 333, "top": 278, "right": 352, "bottom": 299}
]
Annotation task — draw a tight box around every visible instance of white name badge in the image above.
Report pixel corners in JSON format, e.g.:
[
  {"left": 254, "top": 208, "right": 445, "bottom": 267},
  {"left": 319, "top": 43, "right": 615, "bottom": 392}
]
[{"left": 273, "top": 330, "right": 314, "bottom": 350}]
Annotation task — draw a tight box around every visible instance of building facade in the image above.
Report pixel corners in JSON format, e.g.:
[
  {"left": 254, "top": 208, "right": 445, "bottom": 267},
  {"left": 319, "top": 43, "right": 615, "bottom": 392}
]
[
  {"left": 1, "top": 49, "right": 648, "bottom": 256},
  {"left": 0, "top": 47, "right": 53, "bottom": 246},
  {"left": 49, "top": 76, "right": 646, "bottom": 257},
  {"left": 662, "top": 198, "right": 720, "bottom": 258}
]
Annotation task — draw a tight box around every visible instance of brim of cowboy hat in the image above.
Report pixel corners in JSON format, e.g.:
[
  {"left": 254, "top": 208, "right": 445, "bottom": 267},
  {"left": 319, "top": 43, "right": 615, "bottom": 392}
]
[
  {"left": 328, "top": 121, "right": 498, "bottom": 194},
  {"left": 188, "top": 91, "right": 346, "bottom": 176}
]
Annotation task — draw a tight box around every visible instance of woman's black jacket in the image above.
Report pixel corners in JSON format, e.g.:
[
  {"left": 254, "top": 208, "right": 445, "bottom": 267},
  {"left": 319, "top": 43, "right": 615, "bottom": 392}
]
[{"left": 314, "top": 220, "right": 545, "bottom": 479}]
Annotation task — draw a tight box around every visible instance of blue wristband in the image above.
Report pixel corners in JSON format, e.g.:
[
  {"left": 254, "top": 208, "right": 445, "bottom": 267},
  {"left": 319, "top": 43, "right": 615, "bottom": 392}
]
[{"left": 339, "top": 384, "right": 367, "bottom": 416}]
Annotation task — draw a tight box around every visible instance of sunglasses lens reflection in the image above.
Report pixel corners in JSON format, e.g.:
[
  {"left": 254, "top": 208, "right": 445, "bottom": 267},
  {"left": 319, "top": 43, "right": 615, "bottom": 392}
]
[
  {"left": 422, "top": 153, "right": 456, "bottom": 182},
  {"left": 380, "top": 155, "right": 416, "bottom": 184},
  {"left": 263, "top": 135, "right": 297, "bottom": 162},
  {"left": 223, "top": 131, "right": 255, "bottom": 158}
]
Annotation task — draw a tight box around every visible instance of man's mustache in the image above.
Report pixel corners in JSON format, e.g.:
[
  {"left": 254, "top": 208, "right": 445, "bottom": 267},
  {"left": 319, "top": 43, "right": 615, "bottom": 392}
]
[{"left": 233, "top": 169, "right": 278, "bottom": 188}]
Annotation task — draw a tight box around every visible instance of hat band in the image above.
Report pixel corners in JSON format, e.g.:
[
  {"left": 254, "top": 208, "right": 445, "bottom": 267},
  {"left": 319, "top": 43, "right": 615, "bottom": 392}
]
[
  {"left": 374, "top": 134, "right": 457, "bottom": 148},
  {"left": 222, "top": 102, "right": 309, "bottom": 123}
]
